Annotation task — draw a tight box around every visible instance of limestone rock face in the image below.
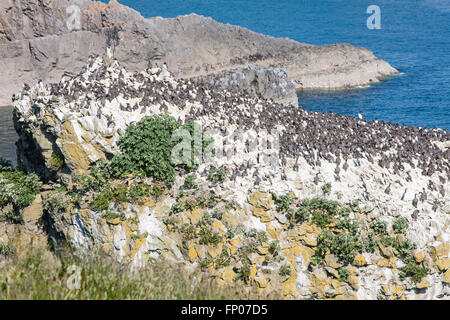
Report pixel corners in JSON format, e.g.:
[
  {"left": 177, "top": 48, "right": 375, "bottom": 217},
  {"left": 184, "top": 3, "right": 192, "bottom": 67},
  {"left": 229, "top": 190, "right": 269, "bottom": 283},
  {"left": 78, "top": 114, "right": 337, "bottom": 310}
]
[
  {"left": 0, "top": 0, "right": 399, "bottom": 105},
  {"left": 12, "top": 55, "right": 450, "bottom": 299}
]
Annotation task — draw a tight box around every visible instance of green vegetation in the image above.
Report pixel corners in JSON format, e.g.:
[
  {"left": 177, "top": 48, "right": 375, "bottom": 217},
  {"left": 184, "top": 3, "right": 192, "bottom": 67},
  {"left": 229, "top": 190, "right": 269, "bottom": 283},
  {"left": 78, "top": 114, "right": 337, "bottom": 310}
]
[
  {"left": 289, "top": 197, "right": 350, "bottom": 227},
  {"left": 0, "top": 243, "right": 13, "bottom": 256},
  {"left": 208, "top": 167, "right": 227, "bottom": 184},
  {"left": 321, "top": 183, "right": 332, "bottom": 195},
  {"left": 214, "top": 248, "right": 232, "bottom": 269},
  {"left": 316, "top": 230, "right": 364, "bottom": 265},
  {"left": 371, "top": 220, "right": 387, "bottom": 235},
  {"left": 110, "top": 114, "right": 180, "bottom": 186},
  {"left": 393, "top": 217, "right": 409, "bottom": 234},
  {"left": 268, "top": 241, "right": 280, "bottom": 256},
  {"left": 379, "top": 236, "right": 416, "bottom": 257},
  {"left": 399, "top": 258, "right": 429, "bottom": 282},
  {"left": 108, "top": 115, "right": 213, "bottom": 187},
  {"left": 0, "top": 158, "right": 42, "bottom": 222},
  {"left": 49, "top": 153, "right": 65, "bottom": 169},
  {"left": 234, "top": 264, "right": 251, "bottom": 285},
  {"left": 43, "top": 190, "right": 69, "bottom": 213},
  {"left": 274, "top": 194, "right": 293, "bottom": 213},
  {"left": 338, "top": 267, "right": 350, "bottom": 282},
  {"left": 279, "top": 264, "right": 291, "bottom": 277},
  {"left": 0, "top": 245, "right": 263, "bottom": 299}
]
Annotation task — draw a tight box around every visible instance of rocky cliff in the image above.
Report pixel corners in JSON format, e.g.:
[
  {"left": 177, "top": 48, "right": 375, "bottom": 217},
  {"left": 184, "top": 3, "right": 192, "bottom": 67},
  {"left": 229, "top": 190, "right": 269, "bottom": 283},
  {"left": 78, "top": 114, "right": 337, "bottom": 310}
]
[
  {"left": 0, "top": 0, "right": 399, "bottom": 106},
  {"left": 7, "top": 54, "right": 450, "bottom": 300}
]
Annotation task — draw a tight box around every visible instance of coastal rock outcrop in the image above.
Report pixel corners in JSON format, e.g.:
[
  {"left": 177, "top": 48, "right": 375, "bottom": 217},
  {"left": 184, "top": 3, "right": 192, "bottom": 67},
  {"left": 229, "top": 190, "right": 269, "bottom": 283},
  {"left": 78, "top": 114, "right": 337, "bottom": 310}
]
[
  {"left": 0, "top": 0, "right": 399, "bottom": 106},
  {"left": 11, "top": 55, "right": 450, "bottom": 300}
]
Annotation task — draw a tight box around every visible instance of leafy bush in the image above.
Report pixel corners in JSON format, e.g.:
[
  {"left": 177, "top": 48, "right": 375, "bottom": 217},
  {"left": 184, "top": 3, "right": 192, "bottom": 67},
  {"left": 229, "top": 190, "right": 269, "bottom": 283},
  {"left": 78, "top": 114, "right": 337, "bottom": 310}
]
[
  {"left": 182, "top": 174, "right": 197, "bottom": 190},
  {"left": 316, "top": 230, "right": 364, "bottom": 265},
  {"left": 269, "top": 241, "right": 280, "bottom": 256},
  {"left": 128, "top": 183, "right": 151, "bottom": 200},
  {"left": 338, "top": 267, "right": 350, "bottom": 282},
  {"left": 170, "top": 202, "right": 184, "bottom": 215},
  {"left": 43, "top": 191, "right": 68, "bottom": 213},
  {"left": 289, "top": 197, "right": 351, "bottom": 227},
  {"left": 393, "top": 217, "right": 408, "bottom": 234},
  {"left": 311, "top": 211, "right": 332, "bottom": 228}
]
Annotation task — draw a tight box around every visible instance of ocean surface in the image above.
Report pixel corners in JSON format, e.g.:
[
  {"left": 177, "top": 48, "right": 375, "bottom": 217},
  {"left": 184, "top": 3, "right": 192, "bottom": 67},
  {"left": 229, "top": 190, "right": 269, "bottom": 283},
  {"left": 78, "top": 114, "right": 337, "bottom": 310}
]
[{"left": 1, "top": 0, "right": 449, "bottom": 163}]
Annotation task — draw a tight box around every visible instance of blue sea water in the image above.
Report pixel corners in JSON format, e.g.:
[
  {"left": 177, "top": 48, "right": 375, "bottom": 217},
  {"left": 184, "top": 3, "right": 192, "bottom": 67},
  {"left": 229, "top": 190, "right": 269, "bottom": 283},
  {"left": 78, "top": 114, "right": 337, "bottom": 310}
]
[{"left": 103, "top": 0, "right": 450, "bottom": 129}]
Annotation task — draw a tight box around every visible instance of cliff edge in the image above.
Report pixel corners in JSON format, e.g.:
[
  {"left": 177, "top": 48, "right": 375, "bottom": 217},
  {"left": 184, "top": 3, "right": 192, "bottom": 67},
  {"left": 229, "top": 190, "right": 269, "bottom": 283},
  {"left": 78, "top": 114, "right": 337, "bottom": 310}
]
[{"left": 0, "top": 0, "right": 399, "bottom": 106}]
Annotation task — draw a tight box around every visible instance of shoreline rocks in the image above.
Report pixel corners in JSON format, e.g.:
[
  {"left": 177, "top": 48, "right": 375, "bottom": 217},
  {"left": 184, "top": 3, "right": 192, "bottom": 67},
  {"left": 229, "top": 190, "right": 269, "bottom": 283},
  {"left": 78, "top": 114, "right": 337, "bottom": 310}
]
[{"left": 0, "top": 0, "right": 398, "bottom": 106}]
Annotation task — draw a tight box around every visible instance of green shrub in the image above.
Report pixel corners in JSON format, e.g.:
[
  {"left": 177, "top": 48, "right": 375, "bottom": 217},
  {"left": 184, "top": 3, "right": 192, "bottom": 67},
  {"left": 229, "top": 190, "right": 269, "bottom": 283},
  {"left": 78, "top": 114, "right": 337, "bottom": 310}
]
[
  {"left": 336, "top": 218, "right": 359, "bottom": 236},
  {"left": 338, "top": 267, "right": 350, "bottom": 282},
  {"left": 371, "top": 220, "right": 387, "bottom": 235},
  {"left": 109, "top": 116, "right": 213, "bottom": 187},
  {"left": 91, "top": 187, "right": 113, "bottom": 211},
  {"left": 110, "top": 114, "right": 181, "bottom": 186},
  {"left": 208, "top": 167, "right": 227, "bottom": 184},
  {"left": 43, "top": 191, "right": 68, "bottom": 213},
  {"left": 321, "top": 183, "right": 332, "bottom": 195},
  {"left": 181, "top": 120, "right": 214, "bottom": 172},
  {"left": 269, "top": 241, "right": 280, "bottom": 256},
  {"left": 170, "top": 201, "right": 184, "bottom": 215},
  {"left": 214, "top": 248, "right": 231, "bottom": 269},
  {"left": 275, "top": 194, "right": 293, "bottom": 212},
  {"left": 279, "top": 265, "right": 291, "bottom": 277},
  {"left": 399, "top": 259, "right": 429, "bottom": 282},
  {"left": 311, "top": 211, "right": 332, "bottom": 228},
  {"left": 0, "top": 243, "right": 13, "bottom": 256},
  {"left": 0, "top": 168, "right": 42, "bottom": 221},
  {"left": 183, "top": 175, "right": 197, "bottom": 190},
  {"left": 128, "top": 183, "right": 151, "bottom": 200},
  {"left": 49, "top": 153, "right": 65, "bottom": 169},
  {"left": 393, "top": 217, "right": 408, "bottom": 234},
  {"left": 316, "top": 230, "right": 364, "bottom": 265}
]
